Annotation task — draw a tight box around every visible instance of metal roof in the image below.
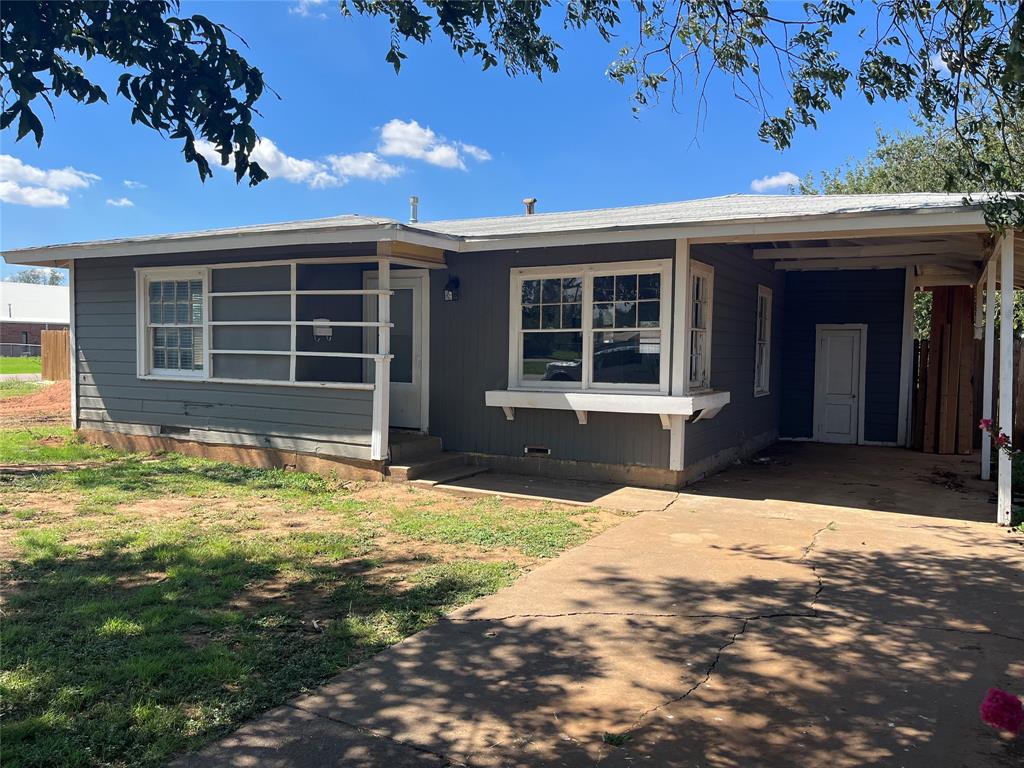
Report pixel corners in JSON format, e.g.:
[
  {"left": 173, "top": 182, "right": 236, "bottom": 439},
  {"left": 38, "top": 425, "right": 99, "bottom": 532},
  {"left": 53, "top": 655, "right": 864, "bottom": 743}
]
[
  {"left": 0, "top": 282, "right": 70, "bottom": 324},
  {"left": 416, "top": 193, "right": 980, "bottom": 238},
  {"left": 0, "top": 193, "right": 997, "bottom": 265}
]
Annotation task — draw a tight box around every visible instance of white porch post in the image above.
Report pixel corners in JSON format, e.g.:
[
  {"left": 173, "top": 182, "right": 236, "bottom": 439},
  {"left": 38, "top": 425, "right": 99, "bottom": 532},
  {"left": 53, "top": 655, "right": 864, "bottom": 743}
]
[
  {"left": 668, "top": 238, "right": 690, "bottom": 472},
  {"left": 997, "top": 232, "right": 1014, "bottom": 525},
  {"left": 981, "top": 255, "right": 996, "bottom": 480},
  {"left": 68, "top": 260, "right": 78, "bottom": 430},
  {"left": 370, "top": 245, "right": 392, "bottom": 461}
]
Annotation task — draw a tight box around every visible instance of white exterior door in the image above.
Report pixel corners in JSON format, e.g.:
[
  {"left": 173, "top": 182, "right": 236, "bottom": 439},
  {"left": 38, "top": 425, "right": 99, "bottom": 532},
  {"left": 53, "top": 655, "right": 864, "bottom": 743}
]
[
  {"left": 364, "top": 272, "right": 428, "bottom": 431},
  {"left": 814, "top": 326, "right": 864, "bottom": 444}
]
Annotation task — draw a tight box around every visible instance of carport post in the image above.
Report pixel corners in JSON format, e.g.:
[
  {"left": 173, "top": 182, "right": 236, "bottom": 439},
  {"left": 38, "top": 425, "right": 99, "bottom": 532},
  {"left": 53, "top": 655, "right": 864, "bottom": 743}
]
[
  {"left": 981, "top": 256, "right": 996, "bottom": 480},
  {"left": 997, "top": 232, "right": 1014, "bottom": 525}
]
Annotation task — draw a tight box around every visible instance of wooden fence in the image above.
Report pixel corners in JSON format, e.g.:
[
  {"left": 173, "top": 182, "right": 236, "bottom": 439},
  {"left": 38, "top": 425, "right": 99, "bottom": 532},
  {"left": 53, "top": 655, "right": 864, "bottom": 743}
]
[
  {"left": 40, "top": 329, "right": 70, "bottom": 381},
  {"left": 911, "top": 286, "right": 976, "bottom": 454}
]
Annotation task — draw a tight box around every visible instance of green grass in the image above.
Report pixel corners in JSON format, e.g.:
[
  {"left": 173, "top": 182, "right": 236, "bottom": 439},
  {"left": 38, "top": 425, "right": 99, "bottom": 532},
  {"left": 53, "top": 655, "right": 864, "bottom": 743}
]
[
  {"left": 0, "top": 356, "right": 41, "bottom": 374},
  {"left": 389, "top": 494, "right": 592, "bottom": 558},
  {"left": 0, "top": 427, "right": 121, "bottom": 465},
  {"left": 0, "top": 427, "right": 616, "bottom": 768},
  {"left": 0, "top": 381, "right": 43, "bottom": 399}
]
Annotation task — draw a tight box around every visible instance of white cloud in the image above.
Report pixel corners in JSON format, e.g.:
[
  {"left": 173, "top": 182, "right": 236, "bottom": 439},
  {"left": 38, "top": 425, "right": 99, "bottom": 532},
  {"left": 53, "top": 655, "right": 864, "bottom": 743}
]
[
  {"left": 929, "top": 51, "right": 950, "bottom": 76},
  {"left": 106, "top": 197, "right": 135, "bottom": 208},
  {"left": 196, "top": 137, "right": 339, "bottom": 188},
  {"left": 327, "top": 152, "right": 402, "bottom": 181},
  {"left": 0, "top": 181, "right": 69, "bottom": 207},
  {"left": 750, "top": 171, "right": 800, "bottom": 193},
  {"left": 197, "top": 138, "right": 404, "bottom": 188},
  {"left": 458, "top": 142, "right": 492, "bottom": 162},
  {"left": 290, "top": 0, "right": 327, "bottom": 18},
  {"left": 123, "top": 179, "right": 146, "bottom": 189},
  {"left": 0, "top": 154, "right": 100, "bottom": 207},
  {"left": 378, "top": 119, "right": 490, "bottom": 170}
]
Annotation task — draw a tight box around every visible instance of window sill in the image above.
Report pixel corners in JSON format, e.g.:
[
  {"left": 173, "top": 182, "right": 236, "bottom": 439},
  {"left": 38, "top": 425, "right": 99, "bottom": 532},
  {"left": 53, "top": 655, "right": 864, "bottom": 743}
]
[
  {"left": 754, "top": 390, "right": 771, "bottom": 398},
  {"left": 485, "top": 389, "right": 730, "bottom": 428}
]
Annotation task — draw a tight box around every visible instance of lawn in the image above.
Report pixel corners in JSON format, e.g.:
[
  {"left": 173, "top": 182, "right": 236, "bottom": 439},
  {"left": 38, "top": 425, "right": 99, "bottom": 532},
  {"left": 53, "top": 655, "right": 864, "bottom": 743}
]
[
  {"left": 0, "top": 356, "right": 41, "bottom": 374},
  {"left": 0, "top": 427, "right": 626, "bottom": 768},
  {"left": 0, "top": 381, "right": 43, "bottom": 400}
]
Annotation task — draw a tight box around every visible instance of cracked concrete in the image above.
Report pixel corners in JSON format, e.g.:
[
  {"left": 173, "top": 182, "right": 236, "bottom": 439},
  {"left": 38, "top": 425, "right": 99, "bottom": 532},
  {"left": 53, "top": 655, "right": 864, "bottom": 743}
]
[{"left": 174, "top": 445, "right": 1024, "bottom": 767}]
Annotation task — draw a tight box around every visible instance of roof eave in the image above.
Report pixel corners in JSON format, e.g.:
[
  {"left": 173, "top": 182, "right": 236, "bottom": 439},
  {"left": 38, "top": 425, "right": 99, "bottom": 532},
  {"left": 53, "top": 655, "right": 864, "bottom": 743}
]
[
  {"left": 451, "top": 206, "right": 992, "bottom": 252},
  {"left": 1, "top": 222, "right": 460, "bottom": 266}
]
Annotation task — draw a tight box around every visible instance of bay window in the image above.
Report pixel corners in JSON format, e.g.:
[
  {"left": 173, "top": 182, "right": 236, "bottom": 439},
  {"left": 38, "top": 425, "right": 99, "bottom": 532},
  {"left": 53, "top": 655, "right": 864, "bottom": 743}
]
[{"left": 510, "top": 260, "right": 672, "bottom": 392}]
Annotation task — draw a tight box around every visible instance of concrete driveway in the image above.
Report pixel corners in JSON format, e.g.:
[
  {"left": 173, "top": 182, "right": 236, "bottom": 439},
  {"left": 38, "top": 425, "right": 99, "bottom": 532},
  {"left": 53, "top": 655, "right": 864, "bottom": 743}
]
[{"left": 178, "top": 445, "right": 1024, "bottom": 767}]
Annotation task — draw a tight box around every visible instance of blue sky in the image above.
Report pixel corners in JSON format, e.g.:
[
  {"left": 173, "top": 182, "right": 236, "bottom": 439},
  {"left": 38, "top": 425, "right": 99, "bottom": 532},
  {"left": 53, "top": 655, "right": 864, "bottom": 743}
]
[{"left": 1, "top": 0, "right": 918, "bottom": 276}]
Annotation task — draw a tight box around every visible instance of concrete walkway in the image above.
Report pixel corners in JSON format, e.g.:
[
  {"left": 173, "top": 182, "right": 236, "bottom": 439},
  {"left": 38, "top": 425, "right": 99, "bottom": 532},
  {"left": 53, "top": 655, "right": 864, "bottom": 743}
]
[{"left": 177, "top": 446, "right": 1024, "bottom": 767}]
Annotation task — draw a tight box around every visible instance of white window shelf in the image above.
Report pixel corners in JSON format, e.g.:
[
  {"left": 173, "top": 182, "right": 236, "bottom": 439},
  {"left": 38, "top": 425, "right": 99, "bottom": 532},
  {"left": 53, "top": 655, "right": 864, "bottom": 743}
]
[{"left": 485, "top": 389, "right": 730, "bottom": 427}]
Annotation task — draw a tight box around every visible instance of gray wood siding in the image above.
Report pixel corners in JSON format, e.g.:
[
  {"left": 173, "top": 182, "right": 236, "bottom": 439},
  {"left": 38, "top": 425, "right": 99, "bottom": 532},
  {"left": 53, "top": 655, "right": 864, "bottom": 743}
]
[
  {"left": 780, "top": 269, "right": 906, "bottom": 443},
  {"left": 75, "top": 255, "right": 375, "bottom": 460},
  {"left": 429, "top": 242, "right": 674, "bottom": 467},
  {"left": 683, "top": 244, "right": 785, "bottom": 467}
]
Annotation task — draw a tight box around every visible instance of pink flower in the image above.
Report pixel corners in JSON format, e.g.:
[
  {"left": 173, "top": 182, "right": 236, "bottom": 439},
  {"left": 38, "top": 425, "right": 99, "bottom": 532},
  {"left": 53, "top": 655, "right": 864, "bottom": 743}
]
[
  {"left": 980, "top": 688, "right": 1024, "bottom": 735},
  {"left": 979, "top": 418, "right": 993, "bottom": 431},
  {"left": 996, "top": 433, "right": 1011, "bottom": 447}
]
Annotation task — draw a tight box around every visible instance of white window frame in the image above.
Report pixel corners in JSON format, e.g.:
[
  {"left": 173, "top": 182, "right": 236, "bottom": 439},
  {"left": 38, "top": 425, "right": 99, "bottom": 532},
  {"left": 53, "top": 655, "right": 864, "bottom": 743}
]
[
  {"left": 507, "top": 258, "right": 673, "bottom": 394},
  {"left": 135, "top": 259, "right": 392, "bottom": 391},
  {"left": 136, "top": 267, "right": 209, "bottom": 380},
  {"left": 754, "top": 284, "right": 772, "bottom": 396},
  {"left": 687, "top": 260, "right": 714, "bottom": 392}
]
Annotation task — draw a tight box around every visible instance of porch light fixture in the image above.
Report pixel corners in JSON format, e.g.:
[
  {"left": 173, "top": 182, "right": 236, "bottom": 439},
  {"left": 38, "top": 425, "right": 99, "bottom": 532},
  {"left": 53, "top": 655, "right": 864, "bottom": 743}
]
[{"left": 443, "top": 276, "right": 460, "bottom": 302}]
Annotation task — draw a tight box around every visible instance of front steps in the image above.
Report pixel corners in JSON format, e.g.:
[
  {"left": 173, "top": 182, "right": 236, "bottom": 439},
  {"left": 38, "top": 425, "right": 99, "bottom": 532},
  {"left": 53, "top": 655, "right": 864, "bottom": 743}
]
[{"left": 386, "top": 431, "right": 488, "bottom": 486}]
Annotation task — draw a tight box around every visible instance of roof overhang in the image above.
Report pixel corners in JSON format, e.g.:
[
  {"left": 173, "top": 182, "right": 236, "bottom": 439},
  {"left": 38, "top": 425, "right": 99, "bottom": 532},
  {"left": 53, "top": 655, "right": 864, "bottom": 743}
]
[
  {"left": 2, "top": 222, "right": 460, "bottom": 267},
  {"left": 0, "top": 200, "right": 996, "bottom": 267}
]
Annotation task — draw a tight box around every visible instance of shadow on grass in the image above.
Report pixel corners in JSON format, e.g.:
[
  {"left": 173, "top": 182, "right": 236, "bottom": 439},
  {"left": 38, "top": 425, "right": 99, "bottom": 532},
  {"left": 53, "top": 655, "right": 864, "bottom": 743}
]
[
  {"left": 2, "top": 533, "right": 516, "bottom": 768},
  {"left": 183, "top": 530, "right": 1024, "bottom": 768}
]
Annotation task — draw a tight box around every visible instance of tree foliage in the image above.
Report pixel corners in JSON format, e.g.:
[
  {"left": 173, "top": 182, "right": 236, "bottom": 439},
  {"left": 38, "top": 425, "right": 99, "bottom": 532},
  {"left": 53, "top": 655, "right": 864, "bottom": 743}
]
[
  {"left": 804, "top": 115, "right": 1024, "bottom": 338},
  {"left": 4, "top": 268, "right": 66, "bottom": 286},
  {"left": 1, "top": 0, "right": 268, "bottom": 185},
  {"left": 346, "top": 0, "right": 1023, "bottom": 228},
  {"left": 3, "top": 0, "right": 1022, "bottom": 216}
]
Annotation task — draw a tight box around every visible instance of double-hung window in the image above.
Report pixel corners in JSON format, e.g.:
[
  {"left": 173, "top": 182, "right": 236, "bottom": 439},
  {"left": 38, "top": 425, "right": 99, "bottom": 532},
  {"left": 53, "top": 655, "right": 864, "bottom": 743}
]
[
  {"left": 511, "top": 259, "right": 672, "bottom": 393},
  {"left": 688, "top": 261, "right": 714, "bottom": 391},
  {"left": 754, "top": 285, "right": 772, "bottom": 396},
  {"left": 139, "top": 268, "right": 206, "bottom": 378}
]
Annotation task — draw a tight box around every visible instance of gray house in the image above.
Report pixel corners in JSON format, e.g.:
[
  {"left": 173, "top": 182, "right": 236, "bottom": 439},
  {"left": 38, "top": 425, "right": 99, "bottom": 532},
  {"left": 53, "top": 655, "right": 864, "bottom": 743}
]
[{"left": 5, "top": 194, "right": 1021, "bottom": 521}]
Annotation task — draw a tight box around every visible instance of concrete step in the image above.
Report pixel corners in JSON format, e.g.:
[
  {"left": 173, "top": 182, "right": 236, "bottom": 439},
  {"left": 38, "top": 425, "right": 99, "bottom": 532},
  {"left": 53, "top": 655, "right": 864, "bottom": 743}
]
[
  {"left": 410, "top": 466, "right": 491, "bottom": 488},
  {"left": 387, "top": 451, "right": 469, "bottom": 482},
  {"left": 388, "top": 433, "right": 443, "bottom": 463}
]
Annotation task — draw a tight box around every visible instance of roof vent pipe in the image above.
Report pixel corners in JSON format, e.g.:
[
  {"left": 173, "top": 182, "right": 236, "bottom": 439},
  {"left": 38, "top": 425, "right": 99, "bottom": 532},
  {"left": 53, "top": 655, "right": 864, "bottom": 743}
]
[
  {"left": 409, "top": 195, "right": 419, "bottom": 223},
  {"left": 523, "top": 197, "right": 537, "bottom": 215}
]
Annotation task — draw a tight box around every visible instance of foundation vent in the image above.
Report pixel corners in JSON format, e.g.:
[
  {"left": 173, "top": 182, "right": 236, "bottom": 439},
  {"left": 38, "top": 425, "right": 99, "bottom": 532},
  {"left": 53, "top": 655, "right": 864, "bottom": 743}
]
[
  {"left": 159, "top": 425, "right": 191, "bottom": 437},
  {"left": 523, "top": 444, "right": 550, "bottom": 456}
]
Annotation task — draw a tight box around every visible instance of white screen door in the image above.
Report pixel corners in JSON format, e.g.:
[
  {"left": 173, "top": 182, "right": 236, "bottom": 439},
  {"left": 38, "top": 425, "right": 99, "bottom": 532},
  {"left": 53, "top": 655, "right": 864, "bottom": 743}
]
[
  {"left": 364, "top": 271, "right": 428, "bottom": 431},
  {"left": 814, "top": 326, "right": 864, "bottom": 444}
]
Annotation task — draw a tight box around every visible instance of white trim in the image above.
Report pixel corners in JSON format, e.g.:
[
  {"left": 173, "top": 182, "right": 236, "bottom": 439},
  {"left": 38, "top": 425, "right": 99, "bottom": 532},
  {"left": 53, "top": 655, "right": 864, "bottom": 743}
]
[
  {"left": 485, "top": 389, "right": 730, "bottom": 418},
  {"left": 136, "top": 266, "right": 209, "bottom": 380},
  {"left": 370, "top": 256, "right": 391, "bottom": 461},
  {"left": 669, "top": 239, "right": 689, "bottom": 471},
  {"left": 506, "top": 258, "right": 673, "bottom": 394},
  {"left": 998, "top": 233, "right": 1014, "bottom": 525},
  {"left": 364, "top": 268, "right": 430, "bottom": 433},
  {"left": 138, "top": 374, "right": 375, "bottom": 391},
  {"left": 897, "top": 267, "right": 915, "bottom": 446},
  {"left": 68, "top": 260, "right": 78, "bottom": 429},
  {"left": 6, "top": 207, "right": 989, "bottom": 266},
  {"left": 754, "top": 284, "right": 772, "bottom": 396},
  {"left": 687, "top": 260, "right": 714, "bottom": 391},
  {"left": 812, "top": 323, "right": 868, "bottom": 444},
  {"left": 982, "top": 254, "right": 997, "bottom": 480}
]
